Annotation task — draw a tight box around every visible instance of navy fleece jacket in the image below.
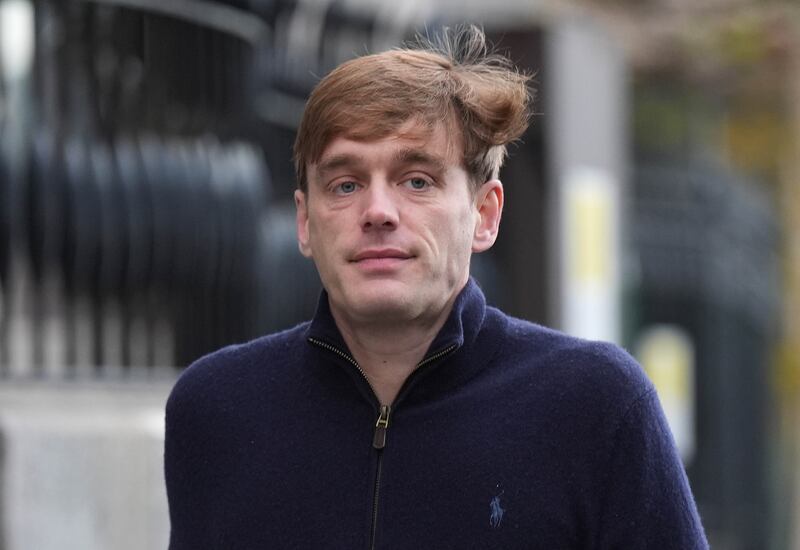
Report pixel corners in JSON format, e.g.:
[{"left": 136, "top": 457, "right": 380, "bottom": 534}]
[{"left": 165, "top": 279, "right": 708, "bottom": 549}]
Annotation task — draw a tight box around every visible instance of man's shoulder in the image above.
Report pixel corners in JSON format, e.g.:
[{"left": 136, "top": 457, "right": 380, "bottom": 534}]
[
  {"left": 488, "top": 306, "right": 653, "bottom": 404},
  {"left": 166, "top": 322, "right": 310, "bottom": 411},
  {"left": 190, "top": 321, "right": 308, "bottom": 373}
]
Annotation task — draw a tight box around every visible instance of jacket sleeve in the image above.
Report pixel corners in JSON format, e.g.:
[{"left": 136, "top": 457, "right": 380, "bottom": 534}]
[
  {"left": 164, "top": 384, "right": 192, "bottom": 550},
  {"left": 596, "top": 389, "right": 709, "bottom": 549},
  {"left": 164, "top": 374, "right": 218, "bottom": 550}
]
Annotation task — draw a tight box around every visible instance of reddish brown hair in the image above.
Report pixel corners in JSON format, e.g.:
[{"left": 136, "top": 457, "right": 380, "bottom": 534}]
[{"left": 293, "top": 26, "right": 534, "bottom": 192}]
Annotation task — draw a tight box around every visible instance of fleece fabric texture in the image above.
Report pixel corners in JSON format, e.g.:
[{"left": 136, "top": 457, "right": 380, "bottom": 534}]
[{"left": 164, "top": 279, "right": 708, "bottom": 549}]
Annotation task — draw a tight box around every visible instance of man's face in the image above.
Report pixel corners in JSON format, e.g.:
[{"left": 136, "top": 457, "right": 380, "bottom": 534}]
[{"left": 295, "top": 121, "right": 502, "bottom": 326}]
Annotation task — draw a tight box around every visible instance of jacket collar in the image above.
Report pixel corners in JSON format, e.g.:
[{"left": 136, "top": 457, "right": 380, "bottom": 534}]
[{"left": 305, "top": 277, "right": 487, "bottom": 362}]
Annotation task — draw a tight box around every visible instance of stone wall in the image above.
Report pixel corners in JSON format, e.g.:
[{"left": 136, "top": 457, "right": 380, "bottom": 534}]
[{"left": 0, "top": 383, "right": 172, "bottom": 550}]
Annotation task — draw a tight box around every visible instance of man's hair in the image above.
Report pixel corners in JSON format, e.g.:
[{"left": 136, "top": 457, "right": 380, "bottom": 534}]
[{"left": 293, "top": 25, "right": 533, "bottom": 192}]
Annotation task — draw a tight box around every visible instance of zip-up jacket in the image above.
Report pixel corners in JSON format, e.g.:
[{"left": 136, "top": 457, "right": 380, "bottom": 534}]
[{"left": 164, "top": 279, "right": 708, "bottom": 549}]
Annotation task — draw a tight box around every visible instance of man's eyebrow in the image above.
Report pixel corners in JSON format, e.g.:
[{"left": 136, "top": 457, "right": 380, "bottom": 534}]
[
  {"left": 316, "top": 153, "right": 365, "bottom": 176},
  {"left": 315, "top": 148, "right": 448, "bottom": 177},
  {"left": 393, "top": 148, "right": 448, "bottom": 173}
]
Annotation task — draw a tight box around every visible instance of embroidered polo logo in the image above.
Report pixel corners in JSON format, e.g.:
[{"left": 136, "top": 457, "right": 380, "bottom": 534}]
[{"left": 489, "top": 491, "right": 505, "bottom": 528}]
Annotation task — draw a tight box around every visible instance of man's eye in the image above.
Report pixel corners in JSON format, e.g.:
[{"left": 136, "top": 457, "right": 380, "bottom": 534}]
[
  {"left": 403, "top": 177, "right": 430, "bottom": 190},
  {"left": 335, "top": 181, "right": 358, "bottom": 195}
]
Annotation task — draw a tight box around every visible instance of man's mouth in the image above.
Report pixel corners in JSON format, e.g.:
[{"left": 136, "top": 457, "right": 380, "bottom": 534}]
[{"left": 350, "top": 249, "right": 413, "bottom": 262}]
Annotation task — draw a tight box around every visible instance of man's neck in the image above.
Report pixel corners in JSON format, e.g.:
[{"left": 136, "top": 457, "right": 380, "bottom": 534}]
[{"left": 329, "top": 298, "right": 458, "bottom": 406}]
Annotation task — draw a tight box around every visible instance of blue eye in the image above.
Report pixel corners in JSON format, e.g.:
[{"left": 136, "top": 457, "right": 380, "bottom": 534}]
[
  {"left": 404, "top": 177, "right": 430, "bottom": 190},
  {"left": 335, "top": 181, "right": 358, "bottom": 195}
]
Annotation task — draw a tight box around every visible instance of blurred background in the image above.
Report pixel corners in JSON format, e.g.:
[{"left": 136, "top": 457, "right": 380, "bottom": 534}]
[{"left": 0, "top": 0, "right": 797, "bottom": 548}]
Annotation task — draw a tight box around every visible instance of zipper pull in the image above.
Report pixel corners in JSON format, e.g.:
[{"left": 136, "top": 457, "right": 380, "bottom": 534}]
[{"left": 373, "top": 405, "right": 391, "bottom": 450}]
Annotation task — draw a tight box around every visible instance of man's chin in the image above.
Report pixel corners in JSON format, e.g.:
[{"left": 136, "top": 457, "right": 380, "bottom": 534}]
[{"left": 341, "top": 286, "right": 421, "bottom": 322}]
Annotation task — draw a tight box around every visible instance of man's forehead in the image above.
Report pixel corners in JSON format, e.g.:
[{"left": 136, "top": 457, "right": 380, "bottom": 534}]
[{"left": 313, "top": 121, "right": 462, "bottom": 171}]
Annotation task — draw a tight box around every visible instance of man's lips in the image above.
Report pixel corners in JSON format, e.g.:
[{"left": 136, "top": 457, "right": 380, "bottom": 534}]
[{"left": 350, "top": 249, "right": 413, "bottom": 263}]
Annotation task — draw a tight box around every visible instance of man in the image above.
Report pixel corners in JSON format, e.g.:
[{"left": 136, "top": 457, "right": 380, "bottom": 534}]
[{"left": 165, "top": 27, "right": 708, "bottom": 549}]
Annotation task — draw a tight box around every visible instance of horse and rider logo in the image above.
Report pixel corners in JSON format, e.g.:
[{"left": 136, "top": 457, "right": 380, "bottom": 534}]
[{"left": 489, "top": 489, "right": 505, "bottom": 529}]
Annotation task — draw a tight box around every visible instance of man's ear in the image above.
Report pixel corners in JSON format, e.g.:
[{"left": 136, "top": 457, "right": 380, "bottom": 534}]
[
  {"left": 472, "top": 180, "right": 504, "bottom": 253},
  {"left": 295, "top": 189, "right": 313, "bottom": 258}
]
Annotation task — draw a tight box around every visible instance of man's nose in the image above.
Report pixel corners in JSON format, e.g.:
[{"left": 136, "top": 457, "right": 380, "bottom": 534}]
[{"left": 359, "top": 183, "right": 399, "bottom": 230}]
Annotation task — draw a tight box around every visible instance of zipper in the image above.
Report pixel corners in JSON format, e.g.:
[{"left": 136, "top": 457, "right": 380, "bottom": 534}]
[
  {"left": 308, "top": 337, "right": 457, "bottom": 550},
  {"left": 373, "top": 404, "right": 391, "bottom": 449},
  {"left": 308, "top": 336, "right": 458, "bottom": 447},
  {"left": 413, "top": 344, "right": 458, "bottom": 372},
  {"left": 307, "top": 337, "right": 381, "bottom": 398},
  {"left": 370, "top": 411, "right": 387, "bottom": 550}
]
